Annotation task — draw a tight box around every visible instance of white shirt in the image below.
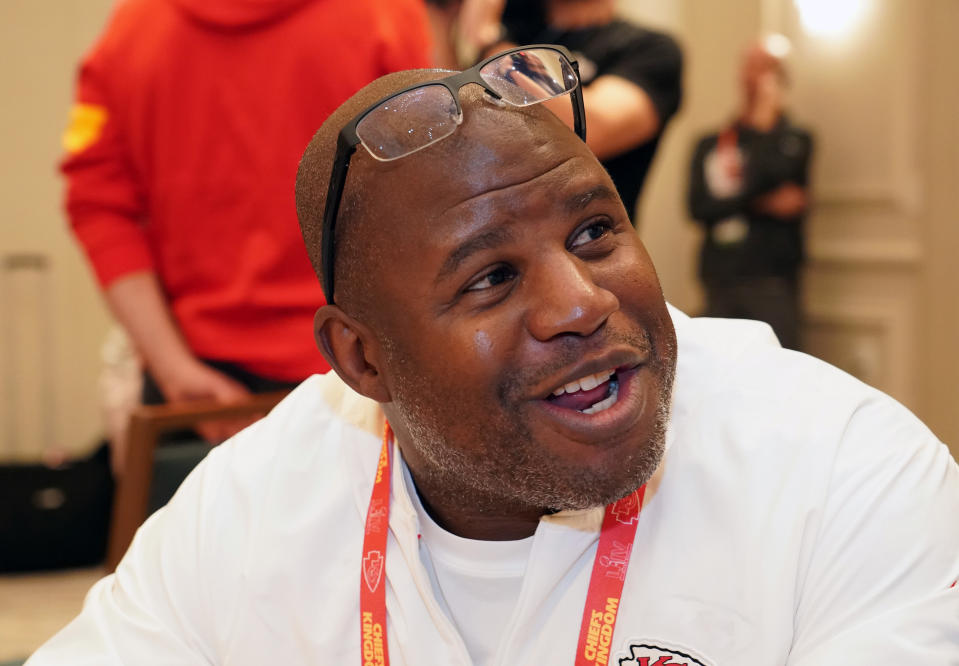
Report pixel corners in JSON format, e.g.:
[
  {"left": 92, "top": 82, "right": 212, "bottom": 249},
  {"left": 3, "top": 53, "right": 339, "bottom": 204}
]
[
  {"left": 405, "top": 465, "right": 533, "bottom": 666},
  {"left": 28, "top": 307, "right": 959, "bottom": 665}
]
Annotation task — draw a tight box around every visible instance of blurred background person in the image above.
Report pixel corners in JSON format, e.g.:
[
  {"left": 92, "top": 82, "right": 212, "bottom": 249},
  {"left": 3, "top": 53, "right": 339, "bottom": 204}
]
[
  {"left": 61, "top": 0, "right": 433, "bottom": 451},
  {"left": 687, "top": 38, "right": 813, "bottom": 351},
  {"left": 430, "top": 0, "right": 682, "bottom": 224},
  {"left": 425, "top": 0, "right": 463, "bottom": 68}
]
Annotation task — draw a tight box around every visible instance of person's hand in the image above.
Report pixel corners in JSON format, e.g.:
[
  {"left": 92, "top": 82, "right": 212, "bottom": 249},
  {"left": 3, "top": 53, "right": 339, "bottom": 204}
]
[
  {"left": 425, "top": 0, "right": 464, "bottom": 68},
  {"left": 753, "top": 183, "right": 808, "bottom": 218},
  {"left": 103, "top": 273, "right": 261, "bottom": 445},
  {"left": 716, "top": 143, "right": 744, "bottom": 180},
  {"left": 454, "top": 0, "right": 507, "bottom": 62},
  {"left": 155, "top": 358, "right": 256, "bottom": 443}
]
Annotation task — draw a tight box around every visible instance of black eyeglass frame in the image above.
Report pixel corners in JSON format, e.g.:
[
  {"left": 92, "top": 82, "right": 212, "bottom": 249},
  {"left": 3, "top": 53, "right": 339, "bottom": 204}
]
[{"left": 319, "top": 44, "right": 587, "bottom": 305}]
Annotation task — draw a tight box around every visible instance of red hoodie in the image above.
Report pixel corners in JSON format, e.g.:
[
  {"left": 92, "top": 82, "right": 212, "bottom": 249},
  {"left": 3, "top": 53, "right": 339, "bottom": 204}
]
[{"left": 62, "top": 0, "right": 432, "bottom": 381}]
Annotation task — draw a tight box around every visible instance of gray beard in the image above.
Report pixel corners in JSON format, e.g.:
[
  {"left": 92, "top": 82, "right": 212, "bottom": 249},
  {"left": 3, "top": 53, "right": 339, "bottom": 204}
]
[{"left": 397, "top": 362, "right": 674, "bottom": 515}]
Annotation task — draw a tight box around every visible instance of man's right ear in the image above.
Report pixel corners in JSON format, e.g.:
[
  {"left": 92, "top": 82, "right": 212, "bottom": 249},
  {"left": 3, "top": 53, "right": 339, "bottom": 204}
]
[{"left": 314, "top": 305, "right": 391, "bottom": 403}]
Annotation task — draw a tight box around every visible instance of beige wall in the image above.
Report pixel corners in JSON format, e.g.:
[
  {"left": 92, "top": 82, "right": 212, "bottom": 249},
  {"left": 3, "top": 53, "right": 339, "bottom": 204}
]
[
  {"left": 0, "top": 1, "right": 115, "bottom": 460},
  {"left": 919, "top": 0, "right": 959, "bottom": 454},
  {"left": 1, "top": 0, "right": 956, "bottom": 460}
]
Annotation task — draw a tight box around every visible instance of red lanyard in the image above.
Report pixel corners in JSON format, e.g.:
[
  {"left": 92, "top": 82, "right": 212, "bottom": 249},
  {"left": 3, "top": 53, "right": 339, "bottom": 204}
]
[
  {"left": 359, "top": 424, "right": 646, "bottom": 666},
  {"left": 718, "top": 125, "right": 742, "bottom": 180}
]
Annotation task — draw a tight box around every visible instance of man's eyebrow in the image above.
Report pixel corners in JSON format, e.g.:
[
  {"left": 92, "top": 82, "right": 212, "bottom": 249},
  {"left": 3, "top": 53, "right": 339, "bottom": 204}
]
[
  {"left": 564, "top": 184, "right": 621, "bottom": 213},
  {"left": 436, "top": 226, "right": 514, "bottom": 282},
  {"left": 434, "top": 185, "right": 617, "bottom": 283}
]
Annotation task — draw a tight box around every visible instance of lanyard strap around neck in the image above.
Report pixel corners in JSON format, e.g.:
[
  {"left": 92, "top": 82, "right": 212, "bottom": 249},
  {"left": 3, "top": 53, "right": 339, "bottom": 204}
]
[
  {"left": 359, "top": 426, "right": 392, "bottom": 666},
  {"left": 360, "top": 423, "right": 646, "bottom": 666},
  {"left": 574, "top": 484, "right": 646, "bottom": 666}
]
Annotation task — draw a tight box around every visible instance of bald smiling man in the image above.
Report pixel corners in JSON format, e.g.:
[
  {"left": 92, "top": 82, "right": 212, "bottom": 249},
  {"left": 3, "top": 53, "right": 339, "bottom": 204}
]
[{"left": 30, "top": 47, "right": 959, "bottom": 666}]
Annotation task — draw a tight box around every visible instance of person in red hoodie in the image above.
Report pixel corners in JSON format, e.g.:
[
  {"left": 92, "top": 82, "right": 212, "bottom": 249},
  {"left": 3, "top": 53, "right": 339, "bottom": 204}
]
[{"left": 62, "top": 0, "right": 433, "bottom": 442}]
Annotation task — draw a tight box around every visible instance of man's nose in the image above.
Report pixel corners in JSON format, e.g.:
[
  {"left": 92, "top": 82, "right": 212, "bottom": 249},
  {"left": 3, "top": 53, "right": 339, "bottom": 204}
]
[{"left": 524, "top": 254, "right": 619, "bottom": 341}]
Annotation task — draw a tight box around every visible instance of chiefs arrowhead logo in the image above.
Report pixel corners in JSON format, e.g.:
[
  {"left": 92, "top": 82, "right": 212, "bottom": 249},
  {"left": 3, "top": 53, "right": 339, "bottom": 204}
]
[
  {"left": 611, "top": 491, "right": 641, "bottom": 525},
  {"left": 362, "top": 550, "right": 384, "bottom": 593},
  {"left": 618, "top": 643, "right": 710, "bottom": 666}
]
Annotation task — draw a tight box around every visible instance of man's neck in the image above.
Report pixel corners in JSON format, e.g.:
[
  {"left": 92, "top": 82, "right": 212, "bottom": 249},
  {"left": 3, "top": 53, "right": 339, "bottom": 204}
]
[
  {"left": 397, "top": 444, "right": 545, "bottom": 541},
  {"left": 414, "top": 477, "right": 543, "bottom": 541},
  {"left": 547, "top": 0, "right": 615, "bottom": 31}
]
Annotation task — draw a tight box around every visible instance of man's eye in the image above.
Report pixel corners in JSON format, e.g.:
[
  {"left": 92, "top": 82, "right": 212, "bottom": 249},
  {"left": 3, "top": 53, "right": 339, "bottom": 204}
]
[
  {"left": 570, "top": 221, "right": 612, "bottom": 249},
  {"left": 465, "top": 266, "right": 515, "bottom": 292}
]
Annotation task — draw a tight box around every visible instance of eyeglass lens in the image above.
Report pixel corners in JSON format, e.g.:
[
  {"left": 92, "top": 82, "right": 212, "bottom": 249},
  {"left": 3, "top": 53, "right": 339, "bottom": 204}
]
[
  {"left": 479, "top": 48, "right": 578, "bottom": 107},
  {"left": 355, "top": 48, "right": 576, "bottom": 162},
  {"left": 356, "top": 84, "right": 462, "bottom": 162}
]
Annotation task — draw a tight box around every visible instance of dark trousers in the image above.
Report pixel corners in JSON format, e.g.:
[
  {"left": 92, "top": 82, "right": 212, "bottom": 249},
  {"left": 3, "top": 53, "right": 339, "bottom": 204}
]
[{"left": 703, "top": 275, "right": 801, "bottom": 351}]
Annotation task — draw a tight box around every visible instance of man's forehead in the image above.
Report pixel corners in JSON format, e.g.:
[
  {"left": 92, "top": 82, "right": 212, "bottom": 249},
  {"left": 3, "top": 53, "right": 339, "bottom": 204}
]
[
  {"left": 380, "top": 144, "right": 605, "bottom": 293},
  {"left": 358, "top": 88, "right": 593, "bottom": 218},
  {"left": 440, "top": 152, "right": 600, "bottom": 219}
]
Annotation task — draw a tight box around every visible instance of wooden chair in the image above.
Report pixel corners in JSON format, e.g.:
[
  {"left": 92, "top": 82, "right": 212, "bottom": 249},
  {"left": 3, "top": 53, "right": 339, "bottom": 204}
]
[{"left": 105, "top": 391, "right": 288, "bottom": 572}]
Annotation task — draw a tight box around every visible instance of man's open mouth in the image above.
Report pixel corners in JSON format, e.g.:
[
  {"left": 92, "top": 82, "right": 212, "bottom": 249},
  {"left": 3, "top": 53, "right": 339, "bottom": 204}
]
[{"left": 546, "top": 369, "right": 620, "bottom": 415}]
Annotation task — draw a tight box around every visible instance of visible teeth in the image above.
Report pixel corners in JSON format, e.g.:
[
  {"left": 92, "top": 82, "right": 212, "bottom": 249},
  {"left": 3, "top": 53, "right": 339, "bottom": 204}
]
[
  {"left": 582, "top": 381, "right": 620, "bottom": 414},
  {"left": 551, "top": 369, "right": 615, "bottom": 397},
  {"left": 580, "top": 374, "right": 600, "bottom": 391}
]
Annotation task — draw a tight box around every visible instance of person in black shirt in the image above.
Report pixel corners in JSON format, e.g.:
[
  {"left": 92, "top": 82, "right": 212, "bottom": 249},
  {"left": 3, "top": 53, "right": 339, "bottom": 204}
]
[
  {"left": 688, "top": 41, "right": 813, "bottom": 350},
  {"left": 438, "top": 0, "right": 683, "bottom": 224}
]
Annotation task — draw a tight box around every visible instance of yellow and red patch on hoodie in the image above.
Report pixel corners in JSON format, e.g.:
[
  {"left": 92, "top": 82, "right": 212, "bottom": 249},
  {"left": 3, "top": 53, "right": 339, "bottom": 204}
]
[{"left": 62, "top": 103, "right": 107, "bottom": 154}]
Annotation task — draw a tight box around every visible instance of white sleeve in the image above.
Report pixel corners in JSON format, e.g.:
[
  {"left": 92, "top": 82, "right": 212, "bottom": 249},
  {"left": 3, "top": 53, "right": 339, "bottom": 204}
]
[
  {"left": 787, "top": 394, "right": 959, "bottom": 663},
  {"left": 25, "top": 437, "right": 244, "bottom": 665}
]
